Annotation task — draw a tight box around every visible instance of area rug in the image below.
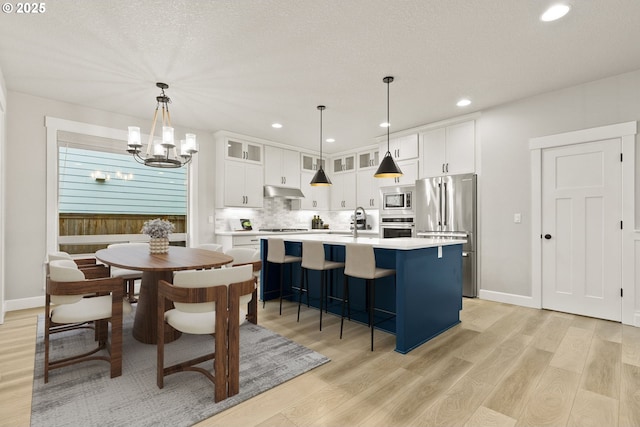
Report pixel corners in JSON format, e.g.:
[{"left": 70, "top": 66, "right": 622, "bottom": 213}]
[{"left": 31, "top": 314, "right": 329, "bottom": 427}]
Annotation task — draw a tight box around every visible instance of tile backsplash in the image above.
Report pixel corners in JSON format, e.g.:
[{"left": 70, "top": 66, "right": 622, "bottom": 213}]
[{"left": 215, "top": 198, "right": 378, "bottom": 232}]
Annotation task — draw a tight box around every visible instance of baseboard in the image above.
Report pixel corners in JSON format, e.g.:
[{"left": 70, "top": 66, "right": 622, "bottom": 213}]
[
  {"left": 634, "top": 311, "right": 640, "bottom": 327},
  {"left": 478, "top": 289, "right": 540, "bottom": 309},
  {"left": 5, "top": 296, "right": 44, "bottom": 312}
]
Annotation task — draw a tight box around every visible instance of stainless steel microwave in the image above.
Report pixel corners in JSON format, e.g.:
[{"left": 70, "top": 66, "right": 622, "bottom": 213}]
[{"left": 381, "top": 186, "right": 414, "bottom": 211}]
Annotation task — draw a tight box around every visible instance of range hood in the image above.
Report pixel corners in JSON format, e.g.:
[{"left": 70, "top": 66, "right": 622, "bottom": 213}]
[{"left": 263, "top": 185, "right": 305, "bottom": 199}]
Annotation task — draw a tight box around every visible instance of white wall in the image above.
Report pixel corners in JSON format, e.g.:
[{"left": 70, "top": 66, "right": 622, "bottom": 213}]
[
  {"left": 4, "top": 91, "right": 214, "bottom": 306},
  {"left": 0, "top": 66, "right": 6, "bottom": 322},
  {"left": 479, "top": 69, "right": 640, "bottom": 298}
]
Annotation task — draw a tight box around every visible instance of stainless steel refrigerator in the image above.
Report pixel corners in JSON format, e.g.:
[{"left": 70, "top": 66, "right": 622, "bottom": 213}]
[{"left": 415, "top": 173, "right": 477, "bottom": 297}]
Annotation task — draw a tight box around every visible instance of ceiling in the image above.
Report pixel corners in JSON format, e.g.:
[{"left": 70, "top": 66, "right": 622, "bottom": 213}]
[{"left": 2, "top": 0, "right": 640, "bottom": 154}]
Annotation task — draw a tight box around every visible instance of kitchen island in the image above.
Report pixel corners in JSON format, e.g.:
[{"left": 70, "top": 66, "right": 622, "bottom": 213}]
[{"left": 260, "top": 234, "right": 466, "bottom": 353}]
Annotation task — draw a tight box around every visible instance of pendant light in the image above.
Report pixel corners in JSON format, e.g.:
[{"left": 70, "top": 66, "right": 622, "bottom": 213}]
[
  {"left": 310, "top": 105, "right": 332, "bottom": 186},
  {"left": 374, "top": 76, "right": 403, "bottom": 178}
]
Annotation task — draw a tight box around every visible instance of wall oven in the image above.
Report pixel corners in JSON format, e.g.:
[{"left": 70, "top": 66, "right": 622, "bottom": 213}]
[{"left": 380, "top": 216, "right": 416, "bottom": 238}]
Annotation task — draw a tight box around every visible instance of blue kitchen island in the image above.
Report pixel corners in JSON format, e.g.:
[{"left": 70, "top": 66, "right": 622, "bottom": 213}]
[{"left": 260, "top": 234, "right": 465, "bottom": 354}]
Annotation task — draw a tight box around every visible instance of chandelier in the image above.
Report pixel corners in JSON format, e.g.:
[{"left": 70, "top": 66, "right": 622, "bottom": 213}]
[{"left": 127, "top": 82, "right": 198, "bottom": 168}]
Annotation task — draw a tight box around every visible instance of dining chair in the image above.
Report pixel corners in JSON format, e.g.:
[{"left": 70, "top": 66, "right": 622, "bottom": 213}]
[
  {"left": 45, "top": 259, "right": 130, "bottom": 383},
  {"left": 47, "top": 251, "right": 111, "bottom": 279},
  {"left": 224, "top": 247, "right": 261, "bottom": 325},
  {"left": 198, "top": 243, "right": 224, "bottom": 252},
  {"left": 156, "top": 264, "right": 255, "bottom": 402},
  {"left": 107, "top": 242, "right": 148, "bottom": 303}
]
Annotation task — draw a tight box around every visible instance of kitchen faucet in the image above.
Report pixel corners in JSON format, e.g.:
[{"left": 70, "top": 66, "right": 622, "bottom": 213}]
[{"left": 353, "top": 206, "right": 366, "bottom": 238}]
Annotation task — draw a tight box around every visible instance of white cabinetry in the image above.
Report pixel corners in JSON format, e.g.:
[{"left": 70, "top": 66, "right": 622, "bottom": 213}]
[
  {"left": 226, "top": 139, "right": 262, "bottom": 163},
  {"left": 217, "top": 234, "right": 262, "bottom": 252},
  {"left": 332, "top": 153, "right": 356, "bottom": 173},
  {"left": 356, "top": 169, "right": 380, "bottom": 208},
  {"left": 224, "top": 161, "right": 263, "bottom": 207},
  {"left": 264, "top": 145, "right": 300, "bottom": 188},
  {"left": 421, "top": 120, "right": 475, "bottom": 177},
  {"left": 301, "top": 153, "right": 326, "bottom": 172},
  {"left": 376, "top": 159, "right": 419, "bottom": 187},
  {"left": 358, "top": 149, "right": 379, "bottom": 169},
  {"left": 215, "top": 133, "right": 264, "bottom": 208},
  {"left": 379, "top": 134, "right": 419, "bottom": 161},
  {"left": 296, "top": 170, "right": 330, "bottom": 210},
  {"left": 330, "top": 172, "right": 356, "bottom": 210}
]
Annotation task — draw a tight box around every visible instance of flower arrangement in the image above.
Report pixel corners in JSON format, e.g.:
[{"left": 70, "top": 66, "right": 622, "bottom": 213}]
[{"left": 141, "top": 218, "right": 175, "bottom": 239}]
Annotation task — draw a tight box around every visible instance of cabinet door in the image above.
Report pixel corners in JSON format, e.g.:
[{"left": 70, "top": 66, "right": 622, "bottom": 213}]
[
  {"left": 357, "top": 169, "right": 380, "bottom": 208},
  {"left": 224, "top": 161, "right": 246, "bottom": 207},
  {"left": 385, "top": 134, "right": 419, "bottom": 161},
  {"left": 342, "top": 172, "right": 357, "bottom": 210},
  {"left": 445, "top": 121, "right": 475, "bottom": 175},
  {"left": 299, "top": 171, "right": 317, "bottom": 210},
  {"left": 421, "top": 127, "right": 446, "bottom": 177},
  {"left": 226, "top": 139, "right": 262, "bottom": 164},
  {"left": 264, "top": 145, "right": 283, "bottom": 186},
  {"left": 358, "top": 150, "right": 379, "bottom": 170},
  {"left": 332, "top": 154, "right": 356, "bottom": 173},
  {"left": 282, "top": 148, "right": 300, "bottom": 188},
  {"left": 243, "top": 163, "right": 264, "bottom": 207},
  {"left": 378, "top": 159, "right": 419, "bottom": 186}
]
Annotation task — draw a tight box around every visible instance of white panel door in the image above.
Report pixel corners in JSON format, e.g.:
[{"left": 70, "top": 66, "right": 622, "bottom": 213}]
[{"left": 541, "top": 138, "right": 622, "bottom": 321}]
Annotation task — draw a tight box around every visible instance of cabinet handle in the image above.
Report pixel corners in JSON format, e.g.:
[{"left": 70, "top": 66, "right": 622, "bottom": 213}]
[
  {"left": 446, "top": 163, "right": 449, "bottom": 173},
  {"left": 442, "top": 163, "right": 445, "bottom": 173}
]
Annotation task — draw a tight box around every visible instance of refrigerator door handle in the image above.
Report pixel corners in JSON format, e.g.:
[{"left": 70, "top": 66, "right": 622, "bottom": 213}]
[
  {"left": 443, "top": 182, "right": 448, "bottom": 226},
  {"left": 438, "top": 182, "right": 442, "bottom": 226}
]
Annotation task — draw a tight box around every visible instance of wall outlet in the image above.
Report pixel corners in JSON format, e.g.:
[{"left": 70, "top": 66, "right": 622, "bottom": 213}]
[{"left": 514, "top": 213, "right": 522, "bottom": 223}]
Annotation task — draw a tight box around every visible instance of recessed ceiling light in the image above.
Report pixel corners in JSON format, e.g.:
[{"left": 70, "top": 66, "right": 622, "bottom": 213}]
[
  {"left": 326, "top": 138, "right": 335, "bottom": 143},
  {"left": 457, "top": 99, "right": 472, "bottom": 107},
  {"left": 271, "top": 123, "right": 283, "bottom": 129},
  {"left": 379, "top": 122, "right": 390, "bottom": 128},
  {"left": 541, "top": 4, "right": 570, "bottom": 22}
]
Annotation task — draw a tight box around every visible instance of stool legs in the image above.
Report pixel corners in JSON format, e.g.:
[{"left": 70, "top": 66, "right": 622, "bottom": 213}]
[{"left": 368, "top": 279, "right": 375, "bottom": 351}]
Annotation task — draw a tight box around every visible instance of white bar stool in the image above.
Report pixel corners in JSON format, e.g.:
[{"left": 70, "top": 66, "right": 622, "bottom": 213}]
[
  {"left": 297, "top": 241, "right": 345, "bottom": 331},
  {"left": 265, "top": 238, "right": 302, "bottom": 315},
  {"left": 340, "top": 243, "right": 395, "bottom": 351}
]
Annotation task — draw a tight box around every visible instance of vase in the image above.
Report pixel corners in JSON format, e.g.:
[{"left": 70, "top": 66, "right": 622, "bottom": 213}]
[{"left": 149, "top": 237, "right": 170, "bottom": 254}]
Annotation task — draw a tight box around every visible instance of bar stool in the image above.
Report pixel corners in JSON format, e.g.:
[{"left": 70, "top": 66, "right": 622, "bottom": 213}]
[
  {"left": 297, "top": 240, "right": 345, "bottom": 331},
  {"left": 340, "top": 243, "right": 395, "bottom": 351},
  {"left": 265, "top": 238, "right": 302, "bottom": 315}
]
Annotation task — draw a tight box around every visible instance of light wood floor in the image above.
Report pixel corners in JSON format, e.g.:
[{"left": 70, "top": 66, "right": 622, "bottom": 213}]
[{"left": 2, "top": 298, "right": 640, "bottom": 427}]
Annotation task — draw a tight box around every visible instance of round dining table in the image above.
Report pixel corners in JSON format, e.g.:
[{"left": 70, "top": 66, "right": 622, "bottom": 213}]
[{"left": 95, "top": 245, "right": 233, "bottom": 344}]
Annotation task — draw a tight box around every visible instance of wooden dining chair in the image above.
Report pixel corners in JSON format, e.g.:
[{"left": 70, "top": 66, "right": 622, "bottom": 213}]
[
  {"left": 156, "top": 264, "right": 254, "bottom": 402},
  {"left": 107, "top": 242, "right": 148, "bottom": 303},
  {"left": 45, "top": 260, "right": 127, "bottom": 383}
]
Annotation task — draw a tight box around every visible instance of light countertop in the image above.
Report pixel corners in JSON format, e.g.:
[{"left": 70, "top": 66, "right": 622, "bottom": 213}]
[
  {"left": 216, "top": 229, "right": 379, "bottom": 236},
  {"left": 259, "top": 233, "right": 466, "bottom": 250}
]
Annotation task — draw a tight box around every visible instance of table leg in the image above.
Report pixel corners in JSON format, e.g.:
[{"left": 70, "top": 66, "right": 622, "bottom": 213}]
[{"left": 133, "top": 270, "right": 182, "bottom": 344}]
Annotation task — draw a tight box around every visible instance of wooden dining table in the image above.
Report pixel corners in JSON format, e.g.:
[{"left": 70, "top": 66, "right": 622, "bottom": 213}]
[{"left": 95, "top": 245, "right": 233, "bottom": 344}]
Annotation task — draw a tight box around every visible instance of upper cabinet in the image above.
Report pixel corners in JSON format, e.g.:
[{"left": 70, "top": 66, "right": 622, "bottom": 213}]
[
  {"left": 421, "top": 120, "right": 475, "bottom": 177},
  {"left": 264, "top": 145, "right": 301, "bottom": 188},
  {"left": 297, "top": 170, "right": 330, "bottom": 211},
  {"left": 215, "top": 134, "right": 264, "bottom": 208},
  {"left": 226, "top": 139, "right": 263, "bottom": 164},
  {"left": 358, "top": 148, "right": 379, "bottom": 170},
  {"left": 379, "top": 134, "right": 419, "bottom": 161},
  {"left": 332, "top": 153, "right": 356, "bottom": 174},
  {"left": 376, "top": 159, "right": 419, "bottom": 187},
  {"left": 301, "top": 153, "right": 326, "bottom": 172},
  {"left": 330, "top": 172, "right": 357, "bottom": 210}
]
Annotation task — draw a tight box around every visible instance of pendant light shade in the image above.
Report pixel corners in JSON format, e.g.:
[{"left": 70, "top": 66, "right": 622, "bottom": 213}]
[
  {"left": 310, "top": 105, "right": 332, "bottom": 186},
  {"left": 374, "top": 76, "right": 403, "bottom": 178}
]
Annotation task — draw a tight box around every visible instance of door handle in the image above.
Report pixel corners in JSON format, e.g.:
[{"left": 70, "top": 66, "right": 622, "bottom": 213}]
[
  {"left": 544, "top": 234, "right": 552, "bottom": 239},
  {"left": 443, "top": 182, "right": 448, "bottom": 226}
]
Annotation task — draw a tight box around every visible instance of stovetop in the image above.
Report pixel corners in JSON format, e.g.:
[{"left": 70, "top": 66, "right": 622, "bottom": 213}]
[{"left": 258, "top": 228, "right": 308, "bottom": 232}]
